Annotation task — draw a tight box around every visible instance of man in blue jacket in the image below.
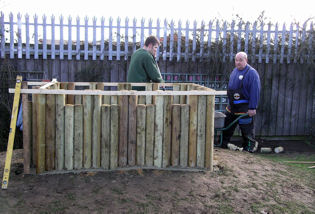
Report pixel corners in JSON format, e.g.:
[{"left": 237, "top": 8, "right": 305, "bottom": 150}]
[{"left": 222, "top": 52, "right": 261, "bottom": 152}]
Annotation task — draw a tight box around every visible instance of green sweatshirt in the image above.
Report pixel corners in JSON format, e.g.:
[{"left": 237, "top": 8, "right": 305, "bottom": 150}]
[{"left": 127, "top": 49, "right": 164, "bottom": 83}]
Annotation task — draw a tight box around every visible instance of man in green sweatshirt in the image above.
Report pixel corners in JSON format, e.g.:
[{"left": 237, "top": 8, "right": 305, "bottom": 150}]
[{"left": 127, "top": 36, "right": 164, "bottom": 90}]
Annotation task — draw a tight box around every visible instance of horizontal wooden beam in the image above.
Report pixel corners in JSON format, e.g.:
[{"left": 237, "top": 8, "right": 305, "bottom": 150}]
[
  {"left": 9, "top": 88, "right": 227, "bottom": 96},
  {"left": 27, "top": 82, "right": 196, "bottom": 87}
]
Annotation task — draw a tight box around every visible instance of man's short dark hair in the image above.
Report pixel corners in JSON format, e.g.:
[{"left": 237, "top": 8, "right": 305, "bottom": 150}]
[{"left": 144, "top": 35, "right": 160, "bottom": 46}]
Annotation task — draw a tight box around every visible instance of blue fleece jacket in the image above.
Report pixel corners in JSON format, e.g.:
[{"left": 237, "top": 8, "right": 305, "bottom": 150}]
[{"left": 228, "top": 64, "right": 261, "bottom": 109}]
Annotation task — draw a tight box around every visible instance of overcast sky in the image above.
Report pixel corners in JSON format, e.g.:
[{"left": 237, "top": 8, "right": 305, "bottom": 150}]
[{"left": 1, "top": 0, "right": 314, "bottom": 24}]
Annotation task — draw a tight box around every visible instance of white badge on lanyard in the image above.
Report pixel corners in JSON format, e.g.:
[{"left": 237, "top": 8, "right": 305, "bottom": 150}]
[{"left": 239, "top": 75, "right": 243, "bottom": 80}]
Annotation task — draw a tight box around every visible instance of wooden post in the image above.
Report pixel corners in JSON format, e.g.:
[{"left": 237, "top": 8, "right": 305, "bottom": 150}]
[
  {"left": 83, "top": 95, "right": 92, "bottom": 168},
  {"left": 75, "top": 95, "right": 82, "bottom": 105},
  {"left": 65, "top": 104, "right": 74, "bottom": 170},
  {"left": 145, "top": 104, "right": 155, "bottom": 167},
  {"left": 22, "top": 82, "right": 31, "bottom": 174},
  {"left": 146, "top": 83, "right": 153, "bottom": 104},
  {"left": 92, "top": 95, "right": 101, "bottom": 168},
  {"left": 154, "top": 95, "right": 164, "bottom": 167},
  {"left": 45, "top": 92, "right": 56, "bottom": 171},
  {"left": 36, "top": 94, "right": 45, "bottom": 173},
  {"left": 136, "top": 104, "right": 146, "bottom": 166},
  {"left": 188, "top": 95, "right": 198, "bottom": 167},
  {"left": 56, "top": 94, "right": 65, "bottom": 170},
  {"left": 180, "top": 104, "right": 189, "bottom": 167},
  {"left": 31, "top": 88, "right": 38, "bottom": 167},
  {"left": 110, "top": 104, "right": 119, "bottom": 169},
  {"left": 180, "top": 84, "right": 187, "bottom": 104},
  {"left": 128, "top": 95, "right": 137, "bottom": 166},
  {"left": 118, "top": 94, "right": 128, "bottom": 167},
  {"left": 101, "top": 105, "right": 110, "bottom": 169},
  {"left": 67, "top": 82, "right": 75, "bottom": 104},
  {"left": 206, "top": 95, "right": 215, "bottom": 171},
  {"left": 173, "top": 84, "right": 180, "bottom": 104},
  {"left": 197, "top": 95, "right": 206, "bottom": 168},
  {"left": 74, "top": 104, "right": 83, "bottom": 169},
  {"left": 163, "top": 95, "right": 173, "bottom": 167},
  {"left": 171, "top": 104, "right": 181, "bottom": 166}
]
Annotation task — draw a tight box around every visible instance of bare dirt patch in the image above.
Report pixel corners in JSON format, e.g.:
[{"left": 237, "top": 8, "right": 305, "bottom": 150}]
[{"left": 0, "top": 143, "right": 314, "bottom": 214}]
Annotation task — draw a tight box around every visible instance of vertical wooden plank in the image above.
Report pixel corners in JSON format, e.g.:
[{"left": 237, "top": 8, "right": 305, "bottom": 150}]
[
  {"left": 299, "top": 22, "right": 307, "bottom": 64},
  {"left": 294, "top": 23, "right": 299, "bottom": 63},
  {"left": 67, "top": 82, "right": 75, "bottom": 104},
  {"left": 9, "top": 13, "right": 14, "bottom": 59},
  {"left": 110, "top": 104, "right": 119, "bottom": 169},
  {"left": 118, "top": 95, "right": 128, "bottom": 167},
  {"left": 32, "top": 93, "right": 38, "bottom": 167},
  {"left": 92, "top": 95, "right": 101, "bottom": 168},
  {"left": 128, "top": 95, "right": 137, "bottom": 166},
  {"left": 180, "top": 84, "right": 187, "bottom": 104},
  {"left": 154, "top": 95, "right": 164, "bottom": 167},
  {"left": 146, "top": 83, "right": 153, "bottom": 104},
  {"left": 101, "top": 105, "right": 110, "bottom": 169},
  {"left": 22, "top": 82, "right": 31, "bottom": 174},
  {"left": 296, "top": 64, "right": 308, "bottom": 135},
  {"left": 145, "top": 104, "right": 155, "bottom": 167},
  {"left": 283, "top": 65, "right": 294, "bottom": 135},
  {"left": 188, "top": 95, "right": 198, "bottom": 167},
  {"left": 65, "top": 105, "right": 74, "bottom": 170},
  {"left": 173, "top": 84, "right": 180, "bottom": 104},
  {"left": 136, "top": 104, "right": 146, "bottom": 166},
  {"left": 197, "top": 95, "right": 206, "bottom": 168},
  {"left": 163, "top": 95, "right": 173, "bottom": 168},
  {"left": 276, "top": 64, "right": 286, "bottom": 135},
  {"left": 36, "top": 94, "right": 46, "bottom": 173},
  {"left": 83, "top": 95, "right": 92, "bottom": 168},
  {"left": 55, "top": 94, "right": 65, "bottom": 170},
  {"left": 268, "top": 64, "right": 279, "bottom": 135},
  {"left": 74, "top": 104, "right": 83, "bottom": 169},
  {"left": 199, "top": 21, "right": 205, "bottom": 62},
  {"left": 180, "top": 104, "right": 189, "bottom": 167},
  {"left": 45, "top": 92, "right": 56, "bottom": 171},
  {"left": 205, "top": 95, "right": 215, "bottom": 170},
  {"left": 171, "top": 104, "right": 181, "bottom": 166}
]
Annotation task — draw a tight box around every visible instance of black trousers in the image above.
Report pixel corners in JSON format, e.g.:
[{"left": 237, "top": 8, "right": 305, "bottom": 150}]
[{"left": 222, "top": 111, "right": 254, "bottom": 148}]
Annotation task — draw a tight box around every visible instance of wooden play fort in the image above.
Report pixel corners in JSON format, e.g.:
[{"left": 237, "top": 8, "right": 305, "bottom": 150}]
[{"left": 13, "top": 81, "right": 225, "bottom": 174}]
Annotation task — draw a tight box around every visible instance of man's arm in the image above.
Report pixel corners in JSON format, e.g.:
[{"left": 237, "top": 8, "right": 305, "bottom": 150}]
[
  {"left": 144, "top": 56, "right": 164, "bottom": 83},
  {"left": 248, "top": 70, "right": 261, "bottom": 116}
]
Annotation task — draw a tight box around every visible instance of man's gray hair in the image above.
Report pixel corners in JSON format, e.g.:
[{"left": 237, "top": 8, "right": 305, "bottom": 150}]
[{"left": 236, "top": 52, "right": 248, "bottom": 59}]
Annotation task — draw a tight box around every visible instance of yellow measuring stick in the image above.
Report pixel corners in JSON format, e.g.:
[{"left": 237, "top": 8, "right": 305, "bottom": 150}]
[{"left": 2, "top": 76, "right": 23, "bottom": 189}]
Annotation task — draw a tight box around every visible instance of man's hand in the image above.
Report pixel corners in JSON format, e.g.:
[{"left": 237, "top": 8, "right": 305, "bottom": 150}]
[{"left": 248, "top": 109, "right": 256, "bottom": 117}]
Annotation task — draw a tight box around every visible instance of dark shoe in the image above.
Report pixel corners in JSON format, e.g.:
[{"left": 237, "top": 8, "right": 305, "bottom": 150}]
[{"left": 245, "top": 140, "right": 259, "bottom": 153}]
